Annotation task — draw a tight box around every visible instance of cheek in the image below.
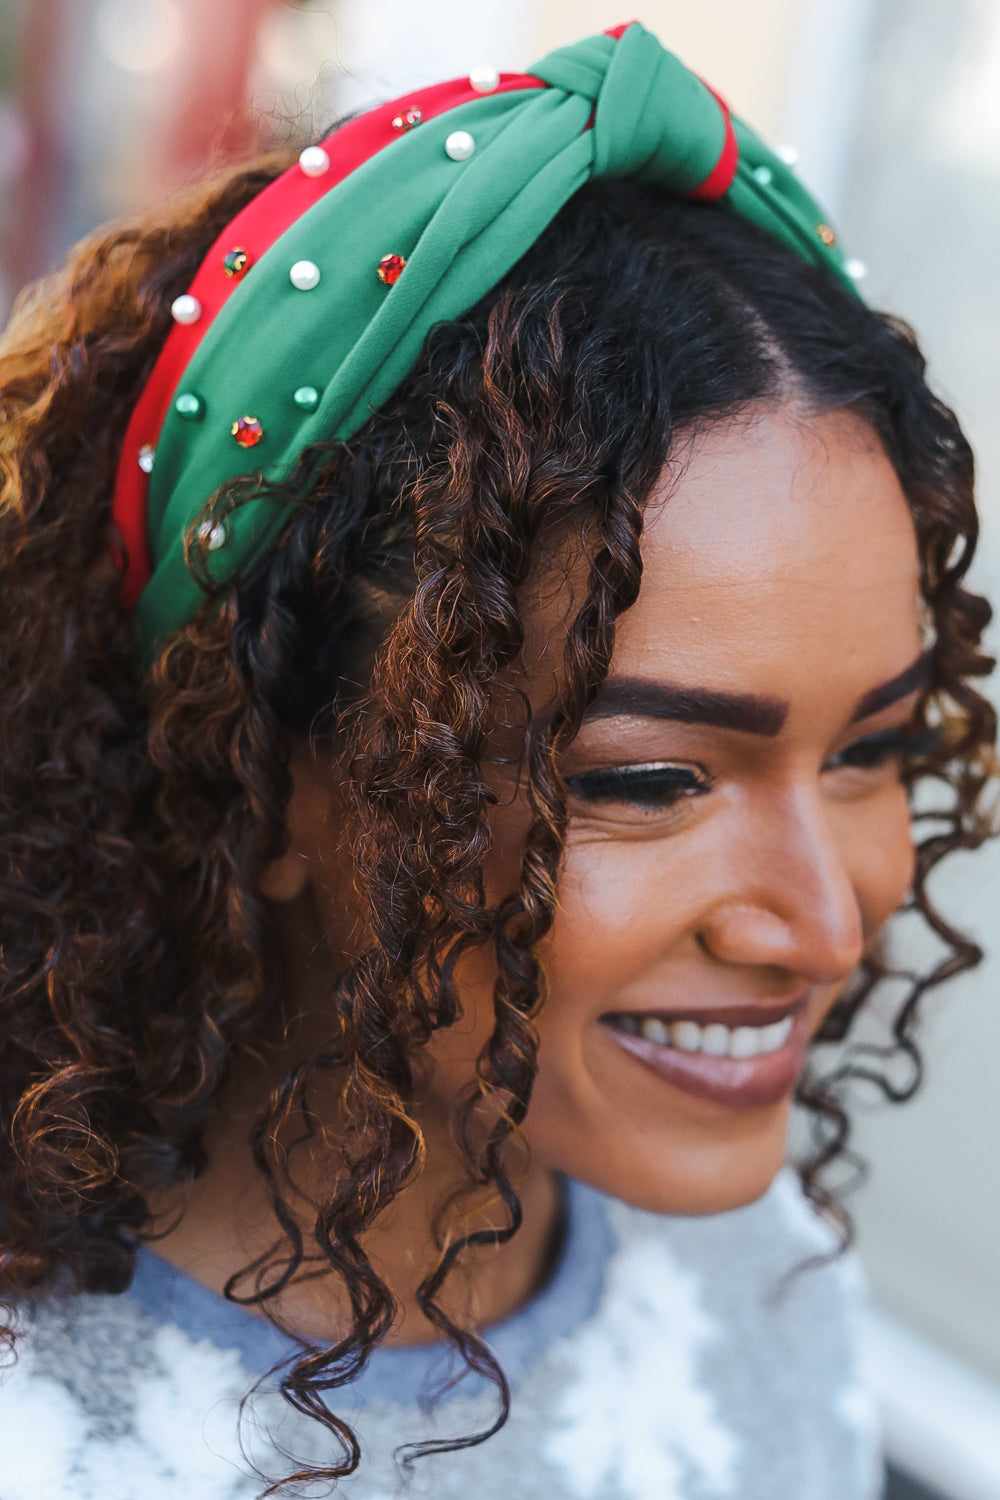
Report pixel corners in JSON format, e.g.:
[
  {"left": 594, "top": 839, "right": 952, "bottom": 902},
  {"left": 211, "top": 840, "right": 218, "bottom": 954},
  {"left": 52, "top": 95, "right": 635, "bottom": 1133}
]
[
  {"left": 533, "top": 832, "right": 691, "bottom": 1023},
  {"left": 841, "top": 781, "right": 917, "bottom": 937}
]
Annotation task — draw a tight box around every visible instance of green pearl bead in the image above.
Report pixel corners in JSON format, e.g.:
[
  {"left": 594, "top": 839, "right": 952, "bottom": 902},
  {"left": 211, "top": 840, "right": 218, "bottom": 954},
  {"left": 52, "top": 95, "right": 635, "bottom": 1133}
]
[
  {"left": 174, "top": 392, "right": 205, "bottom": 421},
  {"left": 293, "top": 385, "right": 321, "bottom": 412}
]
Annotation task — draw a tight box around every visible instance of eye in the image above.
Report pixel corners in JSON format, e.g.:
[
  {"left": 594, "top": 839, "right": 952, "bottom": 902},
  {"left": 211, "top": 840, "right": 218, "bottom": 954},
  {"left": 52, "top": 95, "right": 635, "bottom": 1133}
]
[
  {"left": 563, "top": 761, "right": 713, "bottom": 810},
  {"left": 825, "top": 725, "right": 940, "bottom": 773}
]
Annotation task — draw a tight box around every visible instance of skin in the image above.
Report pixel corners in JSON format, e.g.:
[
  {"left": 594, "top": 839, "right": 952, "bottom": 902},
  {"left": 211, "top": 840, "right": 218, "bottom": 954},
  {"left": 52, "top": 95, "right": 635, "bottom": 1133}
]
[{"left": 155, "top": 400, "right": 924, "bottom": 1341}]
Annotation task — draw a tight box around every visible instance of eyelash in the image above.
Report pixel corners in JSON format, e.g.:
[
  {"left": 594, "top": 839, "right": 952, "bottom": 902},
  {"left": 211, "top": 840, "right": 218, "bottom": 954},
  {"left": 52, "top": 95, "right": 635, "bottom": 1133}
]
[
  {"left": 825, "top": 725, "right": 940, "bottom": 772},
  {"left": 564, "top": 727, "right": 940, "bottom": 810},
  {"left": 564, "top": 763, "right": 711, "bottom": 810}
]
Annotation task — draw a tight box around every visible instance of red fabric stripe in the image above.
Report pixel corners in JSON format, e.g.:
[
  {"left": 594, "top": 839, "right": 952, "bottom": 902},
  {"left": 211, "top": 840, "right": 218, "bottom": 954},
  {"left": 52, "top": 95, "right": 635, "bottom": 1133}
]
[
  {"left": 688, "top": 87, "right": 739, "bottom": 202},
  {"left": 605, "top": 21, "right": 637, "bottom": 40},
  {"left": 112, "top": 72, "right": 543, "bottom": 608}
]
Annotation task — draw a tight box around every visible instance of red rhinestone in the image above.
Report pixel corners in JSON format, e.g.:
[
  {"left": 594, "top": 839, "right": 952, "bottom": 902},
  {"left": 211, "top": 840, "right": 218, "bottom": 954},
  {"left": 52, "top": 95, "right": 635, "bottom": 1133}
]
[
  {"left": 377, "top": 253, "right": 406, "bottom": 286},
  {"left": 391, "top": 106, "right": 422, "bottom": 133},
  {"left": 231, "top": 415, "right": 264, "bottom": 448}
]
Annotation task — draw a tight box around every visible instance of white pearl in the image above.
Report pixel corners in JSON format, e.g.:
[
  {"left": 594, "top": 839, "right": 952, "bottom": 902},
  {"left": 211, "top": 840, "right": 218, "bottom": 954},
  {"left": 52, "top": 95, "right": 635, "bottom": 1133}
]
[
  {"left": 752, "top": 164, "right": 773, "bottom": 186},
  {"left": 298, "top": 144, "right": 330, "bottom": 178},
  {"left": 170, "top": 294, "right": 201, "bottom": 325},
  {"left": 844, "top": 257, "right": 868, "bottom": 281},
  {"left": 775, "top": 143, "right": 799, "bottom": 166},
  {"left": 137, "top": 444, "right": 155, "bottom": 474},
  {"left": 469, "top": 64, "right": 500, "bottom": 93},
  {"left": 289, "top": 259, "right": 321, "bottom": 290},
  {"left": 197, "top": 520, "right": 227, "bottom": 551},
  {"left": 445, "top": 129, "right": 476, "bottom": 162}
]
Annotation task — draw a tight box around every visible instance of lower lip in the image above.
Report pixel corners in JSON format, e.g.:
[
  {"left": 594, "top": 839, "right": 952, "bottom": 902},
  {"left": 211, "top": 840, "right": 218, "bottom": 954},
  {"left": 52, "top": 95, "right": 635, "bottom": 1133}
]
[{"left": 599, "top": 1007, "right": 810, "bottom": 1109}]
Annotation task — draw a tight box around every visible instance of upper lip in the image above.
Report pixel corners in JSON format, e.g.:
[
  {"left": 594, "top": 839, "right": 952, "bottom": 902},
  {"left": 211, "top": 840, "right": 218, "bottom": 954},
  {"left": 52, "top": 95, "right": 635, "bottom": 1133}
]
[{"left": 603, "top": 996, "right": 809, "bottom": 1029}]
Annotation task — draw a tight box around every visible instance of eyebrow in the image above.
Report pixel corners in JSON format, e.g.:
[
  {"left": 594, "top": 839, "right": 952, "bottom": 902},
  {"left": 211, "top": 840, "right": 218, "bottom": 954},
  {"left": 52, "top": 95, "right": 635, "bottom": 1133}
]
[
  {"left": 584, "top": 680, "right": 788, "bottom": 737},
  {"left": 849, "top": 651, "right": 931, "bottom": 723},
  {"left": 583, "top": 652, "right": 931, "bottom": 739}
]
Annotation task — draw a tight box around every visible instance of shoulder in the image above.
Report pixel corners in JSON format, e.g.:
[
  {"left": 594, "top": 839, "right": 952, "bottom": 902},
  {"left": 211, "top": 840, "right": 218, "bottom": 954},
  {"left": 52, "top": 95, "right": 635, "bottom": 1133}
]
[
  {"left": 0, "top": 1173, "right": 884, "bottom": 1500},
  {"left": 349, "top": 1171, "right": 883, "bottom": 1500},
  {"left": 0, "top": 1285, "right": 262, "bottom": 1500},
  {"left": 594, "top": 1164, "right": 875, "bottom": 1390},
  {"left": 522, "top": 1168, "right": 883, "bottom": 1500}
]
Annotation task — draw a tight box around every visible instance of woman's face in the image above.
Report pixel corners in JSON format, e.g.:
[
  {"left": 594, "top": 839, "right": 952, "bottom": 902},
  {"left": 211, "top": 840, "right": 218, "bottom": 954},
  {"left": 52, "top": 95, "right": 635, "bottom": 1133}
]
[{"left": 423, "top": 402, "right": 924, "bottom": 1216}]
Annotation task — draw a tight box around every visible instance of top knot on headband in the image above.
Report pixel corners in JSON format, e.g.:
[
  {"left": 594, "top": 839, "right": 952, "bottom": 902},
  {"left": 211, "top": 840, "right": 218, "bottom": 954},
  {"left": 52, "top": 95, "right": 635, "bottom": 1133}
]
[{"left": 112, "top": 20, "right": 861, "bottom": 657}]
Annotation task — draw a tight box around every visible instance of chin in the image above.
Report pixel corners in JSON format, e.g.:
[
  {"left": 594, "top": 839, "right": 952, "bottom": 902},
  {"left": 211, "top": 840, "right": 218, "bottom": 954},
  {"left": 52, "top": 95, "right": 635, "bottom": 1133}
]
[
  {"left": 539, "top": 1114, "right": 791, "bottom": 1219},
  {"left": 606, "top": 1164, "right": 782, "bottom": 1219}
]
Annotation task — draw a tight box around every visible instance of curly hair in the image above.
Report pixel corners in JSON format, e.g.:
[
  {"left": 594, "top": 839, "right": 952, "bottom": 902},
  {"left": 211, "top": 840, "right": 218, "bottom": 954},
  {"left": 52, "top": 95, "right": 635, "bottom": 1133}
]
[{"left": 0, "top": 143, "right": 995, "bottom": 1493}]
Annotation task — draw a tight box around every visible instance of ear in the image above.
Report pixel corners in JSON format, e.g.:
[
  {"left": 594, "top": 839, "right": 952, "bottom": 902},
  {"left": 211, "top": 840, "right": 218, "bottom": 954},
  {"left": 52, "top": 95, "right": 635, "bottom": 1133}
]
[
  {"left": 257, "top": 746, "right": 341, "bottom": 905},
  {"left": 257, "top": 843, "right": 311, "bottom": 904}
]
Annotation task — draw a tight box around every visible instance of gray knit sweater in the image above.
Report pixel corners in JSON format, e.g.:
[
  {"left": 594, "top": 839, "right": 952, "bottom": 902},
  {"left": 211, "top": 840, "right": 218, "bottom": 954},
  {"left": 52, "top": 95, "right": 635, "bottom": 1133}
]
[{"left": 0, "top": 1167, "right": 884, "bottom": 1500}]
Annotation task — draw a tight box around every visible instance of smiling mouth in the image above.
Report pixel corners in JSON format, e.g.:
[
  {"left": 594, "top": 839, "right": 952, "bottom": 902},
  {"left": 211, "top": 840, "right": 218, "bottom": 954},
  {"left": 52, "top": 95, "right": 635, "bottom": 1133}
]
[
  {"left": 600, "top": 1001, "right": 810, "bottom": 1109},
  {"left": 608, "top": 1010, "right": 795, "bottom": 1059}
]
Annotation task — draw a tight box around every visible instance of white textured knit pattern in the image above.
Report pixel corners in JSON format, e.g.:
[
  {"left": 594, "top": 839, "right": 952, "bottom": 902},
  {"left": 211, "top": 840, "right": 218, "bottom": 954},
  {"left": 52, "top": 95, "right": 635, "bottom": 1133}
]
[{"left": 0, "top": 1169, "right": 884, "bottom": 1500}]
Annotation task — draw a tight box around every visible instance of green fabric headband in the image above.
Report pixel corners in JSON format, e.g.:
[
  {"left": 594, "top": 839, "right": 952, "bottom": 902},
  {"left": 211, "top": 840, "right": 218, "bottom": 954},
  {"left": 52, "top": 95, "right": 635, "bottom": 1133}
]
[{"left": 112, "top": 22, "right": 860, "bottom": 657}]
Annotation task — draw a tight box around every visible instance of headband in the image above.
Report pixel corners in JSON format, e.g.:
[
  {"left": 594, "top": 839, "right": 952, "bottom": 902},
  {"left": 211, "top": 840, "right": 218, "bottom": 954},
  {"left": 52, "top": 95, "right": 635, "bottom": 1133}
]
[{"left": 112, "top": 21, "right": 861, "bottom": 657}]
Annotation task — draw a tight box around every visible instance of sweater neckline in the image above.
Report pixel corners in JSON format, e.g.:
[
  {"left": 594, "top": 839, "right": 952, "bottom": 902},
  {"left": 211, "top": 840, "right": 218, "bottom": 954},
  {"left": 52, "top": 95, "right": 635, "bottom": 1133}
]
[{"left": 128, "top": 1174, "right": 617, "bottom": 1406}]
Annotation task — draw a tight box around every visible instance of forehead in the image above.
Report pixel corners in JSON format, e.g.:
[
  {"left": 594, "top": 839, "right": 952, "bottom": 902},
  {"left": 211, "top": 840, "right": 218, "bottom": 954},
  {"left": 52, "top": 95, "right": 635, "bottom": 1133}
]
[
  {"left": 607, "top": 404, "right": 922, "bottom": 710},
  {"left": 519, "top": 403, "right": 922, "bottom": 724}
]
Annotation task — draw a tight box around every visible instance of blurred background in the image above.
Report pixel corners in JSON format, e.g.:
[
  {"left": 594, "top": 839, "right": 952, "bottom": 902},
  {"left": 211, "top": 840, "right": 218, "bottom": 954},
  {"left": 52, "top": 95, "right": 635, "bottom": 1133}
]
[{"left": 1, "top": 3, "right": 997, "bottom": 1497}]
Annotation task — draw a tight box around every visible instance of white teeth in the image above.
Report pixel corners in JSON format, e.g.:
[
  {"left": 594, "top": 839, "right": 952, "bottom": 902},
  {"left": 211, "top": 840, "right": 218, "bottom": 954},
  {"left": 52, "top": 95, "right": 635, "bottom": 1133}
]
[
  {"left": 618, "top": 1013, "right": 795, "bottom": 1057},
  {"left": 670, "top": 1020, "right": 702, "bottom": 1052},
  {"left": 701, "top": 1023, "right": 730, "bottom": 1056},
  {"left": 729, "top": 1025, "right": 761, "bottom": 1059},
  {"left": 760, "top": 1016, "right": 794, "bottom": 1051}
]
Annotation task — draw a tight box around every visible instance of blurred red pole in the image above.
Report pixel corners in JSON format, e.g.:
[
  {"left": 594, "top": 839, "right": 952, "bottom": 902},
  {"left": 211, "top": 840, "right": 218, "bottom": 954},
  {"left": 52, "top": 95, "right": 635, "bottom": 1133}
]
[
  {"left": 5, "top": 0, "right": 82, "bottom": 291},
  {"left": 159, "top": 0, "right": 283, "bottom": 183},
  {"left": 3, "top": 0, "right": 290, "bottom": 303}
]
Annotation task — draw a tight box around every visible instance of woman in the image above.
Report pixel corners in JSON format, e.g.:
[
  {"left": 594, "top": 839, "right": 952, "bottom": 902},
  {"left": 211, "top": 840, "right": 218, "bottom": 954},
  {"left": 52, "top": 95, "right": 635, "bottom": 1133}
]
[{"left": 0, "top": 21, "right": 993, "bottom": 1500}]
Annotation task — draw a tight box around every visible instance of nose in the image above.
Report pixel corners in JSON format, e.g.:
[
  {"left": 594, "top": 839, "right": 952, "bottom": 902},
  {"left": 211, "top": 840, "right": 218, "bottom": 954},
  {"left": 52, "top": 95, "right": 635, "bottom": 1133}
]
[{"left": 697, "top": 786, "right": 866, "bottom": 986}]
